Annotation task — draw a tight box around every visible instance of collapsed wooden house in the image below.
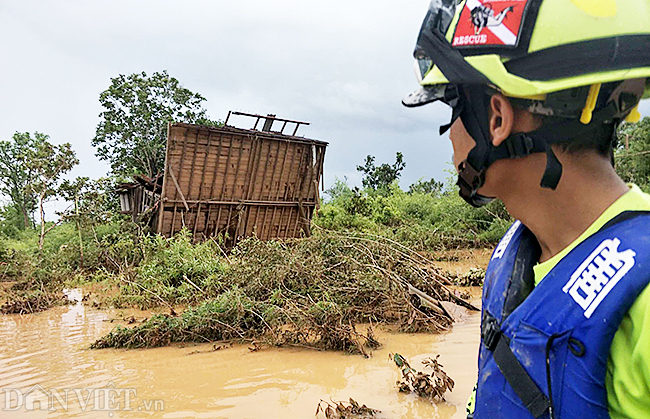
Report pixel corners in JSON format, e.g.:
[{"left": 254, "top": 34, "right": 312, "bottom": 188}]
[{"left": 155, "top": 112, "right": 327, "bottom": 245}]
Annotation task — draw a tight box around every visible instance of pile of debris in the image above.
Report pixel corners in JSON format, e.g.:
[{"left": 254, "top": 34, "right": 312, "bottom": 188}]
[
  {"left": 391, "top": 353, "right": 455, "bottom": 402},
  {"left": 1, "top": 290, "right": 65, "bottom": 315},
  {"left": 92, "top": 229, "right": 478, "bottom": 352},
  {"left": 316, "top": 398, "right": 380, "bottom": 419}
]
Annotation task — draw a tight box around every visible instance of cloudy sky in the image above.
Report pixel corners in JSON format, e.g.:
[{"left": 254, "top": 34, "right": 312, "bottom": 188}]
[{"left": 1, "top": 0, "right": 649, "bottom": 213}]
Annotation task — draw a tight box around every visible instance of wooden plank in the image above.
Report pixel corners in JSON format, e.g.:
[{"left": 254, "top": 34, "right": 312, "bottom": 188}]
[
  {"left": 277, "top": 206, "right": 287, "bottom": 238},
  {"left": 294, "top": 145, "right": 309, "bottom": 203},
  {"left": 204, "top": 204, "right": 213, "bottom": 238},
  {"left": 244, "top": 135, "right": 261, "bottom": 201},
  {"left": 284, "top": 144, "right": 300, "bottom": 200},
  {"left": 283, "top": 206, "right": 294, "bottom": 238},
  {"left": 171, "top": 203, "right": 178, "bottom": 236},
  {"left": 239, "top": 135, "right": 256, "bottom": 202},
  {"left": 192, "top": 202, "right": 202, "bottom": 236},
  {"left": 258, "top": 206, "right": 267, "bottom": 240},
  {"left": 231, "top": 135, "right": 246, "bottom": 200},
  {"left": 172, "top": 128, "right": 190, "bottom": 202},
  {"left": 208, "top": 132, "right": 223, "bottom": 200},
  {"left": 197, "top": 129, "right": 212, "bottom": 203},
  {"left": 164, "top": 199, "right": 318, "bottom": 207},
  {"left": 296, "top": 200, "right": 310, "bottom": 237},
  {"left": 215, "top": 205, "right": 223, "bottom": 237},
  {"left": 275, "top": 141, "right": 290, "bottom": 200},
  {"left": 258, "top": 140, "right": 273, "bottom": 200},
  {"left": 220, "top": 135, "right": 234, "bottom": 200},
  {"left": 267, "top": 140, "right": 282, "bottom": 201},
  {"left": 234, "top": 205, "right": 245, "bottom": 241},
  {"left": 269, "top": 141, "right": 288, "bottom": 231},
  {"left": 157, "top": 122, "right": 173, "bottom": 234},
  {"left": 185, "top": 128, "right": 201, "bottom": 200},
  {"left": 289, "top": 147, "right": 310, "bottom": 238},
  {"left": 292, "top": 202, "right": 302, "bottom": 238},
  {"left": 201, "top": 130, "right": 219, "bottom": 236},
  {"left": 168, "top": 164, "right": 190, "bottom": 211},
  {"left": 251, "top": 203, "right": 262, "bottom": 237},
  {"left": 304, "top": 144, "right": 315, "bottom": 203},
  {"left": 251, "top": 140, "right": 272, "bottom": 237},
  {"left": 314, "top": 145, "right": 326, "bottom": 208},
  {"left": 226, "top": 205, "right": 234, "bottom": 240},
  {"left": 241, "top": 137, "right": 263, "bottom": 236}
]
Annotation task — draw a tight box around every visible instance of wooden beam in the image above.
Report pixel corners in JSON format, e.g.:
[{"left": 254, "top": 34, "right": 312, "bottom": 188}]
[
  {"left": 231, "top": 135, "right": 245, "bottom": 200},
  {"left": 276, "top": 141, "right": 290, "bottom": 200},
  {"left": 163, "top": 199, "right": 318, "bottom": 207},
  {"left": 220, "top": 135, "right": 233, "bottom": 200},
  {"left": 157, "top": 122, "right": 173, "bottom": 234},
  {"left": 168, "top": 164, "right": 190, "bottom": 211},
  {"left": 187, "top": 128, "right": 201, "bottom": 200}
]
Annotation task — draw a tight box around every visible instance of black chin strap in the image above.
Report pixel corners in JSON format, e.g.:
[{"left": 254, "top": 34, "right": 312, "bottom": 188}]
[{"left": 444, "top": 89, "right": 619, "bottom": 207}]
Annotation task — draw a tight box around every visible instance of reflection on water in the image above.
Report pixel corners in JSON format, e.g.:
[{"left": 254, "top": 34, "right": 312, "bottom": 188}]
[{"left": 0, "top": 288, "right": 481, "bottom": 418}]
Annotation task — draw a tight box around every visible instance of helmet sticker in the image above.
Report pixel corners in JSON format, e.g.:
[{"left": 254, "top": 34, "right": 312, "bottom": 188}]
[{"left": 452, "top": 0, "right": 529, "bottom": 47}]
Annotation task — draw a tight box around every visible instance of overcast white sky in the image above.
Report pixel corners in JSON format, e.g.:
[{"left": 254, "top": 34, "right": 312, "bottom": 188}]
[{"left": 1, "top": 0, "right": 649, "bottom": 216}]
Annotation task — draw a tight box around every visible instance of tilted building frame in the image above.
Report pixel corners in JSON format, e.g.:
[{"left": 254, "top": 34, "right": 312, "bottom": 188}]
[{"left": 156, "top": 117, "right": 327, "bottom": 246}]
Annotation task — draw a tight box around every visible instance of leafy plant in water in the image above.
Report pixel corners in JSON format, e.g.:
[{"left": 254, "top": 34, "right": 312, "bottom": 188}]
[{"left": 391, "top": 353, "right": 454, "bottom": 402}]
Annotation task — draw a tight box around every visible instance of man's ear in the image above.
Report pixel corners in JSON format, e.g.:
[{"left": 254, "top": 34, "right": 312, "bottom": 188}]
[{"left": 489, "top": 94, "right": 515, "bottom": 147}]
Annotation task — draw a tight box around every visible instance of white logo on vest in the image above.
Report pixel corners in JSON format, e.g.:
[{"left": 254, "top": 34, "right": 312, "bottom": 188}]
[
  {"left": 492, "top": 220, "right": 521, "bottom": 260},
  {"left": 563, "top": 238, "right": 636, "bottom": 318}
]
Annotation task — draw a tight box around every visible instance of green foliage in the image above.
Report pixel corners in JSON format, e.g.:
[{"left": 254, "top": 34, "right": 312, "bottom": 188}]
[
  {"left": 91, "top": 288, "right": 270, "bottom": 349},
  {"left": 316, "top": 177, "right": 511, "bottom": 250},
  {"left": 114, "top": 229, "right": 227, "bottom": 307},
  {"left": 408, "top": 177, "right": 444, "bottom": 195},
  {"left": 0, "top": 205, "right": 24, "bottom": 238},
  {"left": 92, "top": 70, "right": 220, "bottom": 178},
  {"left": 59, "top": 177, "right": 120, "bottom": 229},
  {"left": 21, "top": 134, "right": 79, "bottom": 250},
  {"left": 616, "top": 117, "right": 650, "bottom": 191},
  {"left": 0, "top": 220, "right": 127, "bottom": 288},
  {"left": 0, "top": 132, "right": 41, "bottom": 230},
  {"left": 356, "top": 152, "right": 406, "bottom": 191}
]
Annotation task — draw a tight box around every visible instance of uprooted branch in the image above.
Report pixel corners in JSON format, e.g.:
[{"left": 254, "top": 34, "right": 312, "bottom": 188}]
[
  {"left": 391, "top": 353, "right": 454, "bottom": 402},
  {"left": 315, "top": 398, "right": 380, "bottom": 419}
]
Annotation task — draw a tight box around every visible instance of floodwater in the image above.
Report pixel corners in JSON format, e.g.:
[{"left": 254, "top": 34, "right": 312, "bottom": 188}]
[{"left": 0, "top": 288, "right": 483, "bottom": 419}]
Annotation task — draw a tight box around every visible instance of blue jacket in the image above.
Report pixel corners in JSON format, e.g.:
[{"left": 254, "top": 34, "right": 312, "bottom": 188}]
[{"left": 473, "top": 212, "right": 650, "bottom": 419}]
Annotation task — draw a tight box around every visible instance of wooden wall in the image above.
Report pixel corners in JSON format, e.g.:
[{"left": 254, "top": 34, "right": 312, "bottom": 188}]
[{"left": 156, "top": 123, "right": 327, "bottom": 245}]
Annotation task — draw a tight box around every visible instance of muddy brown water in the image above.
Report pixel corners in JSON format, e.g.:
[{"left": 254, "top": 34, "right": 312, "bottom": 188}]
[{"left": 0, "top": 285, "right": 484, "bottom": 419}]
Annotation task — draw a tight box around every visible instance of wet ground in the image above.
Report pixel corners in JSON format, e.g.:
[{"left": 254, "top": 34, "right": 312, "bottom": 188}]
[{"left": 0, "top": 261, "right": 487, "bottom": 418}]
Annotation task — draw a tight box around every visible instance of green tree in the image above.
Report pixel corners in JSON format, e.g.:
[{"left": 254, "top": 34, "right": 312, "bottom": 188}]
[
  {"left": 616, "top": 117, "right": 650, "bottom": 191},
  {"left": 0, "top": 132, "right": 40, "bottom": 229},
  {"left": 356, "top": 152, "right": 406, "bottom": 191},
  {"left": 58, "top": 176, "right": 119, "bottom": 265},
  {"left": 408, "top": 177, "right": 443, "bottom": 195},
  {"left": 0, "top": 204, "right": 24, "bottom": 237},
  {"left": 92, "top": 70, "right": 217, "bottom": 179},
  {"left": 25, "top": 138, "right": 79, "bottom": 250}
]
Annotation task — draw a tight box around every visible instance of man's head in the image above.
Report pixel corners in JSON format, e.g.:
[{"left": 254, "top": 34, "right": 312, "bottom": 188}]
[
  {"left": 448, "top": 92, "right": 620, "bottom": 202},
  {"left": 403, "top": 0, "right": 650, "bottom": 207}
]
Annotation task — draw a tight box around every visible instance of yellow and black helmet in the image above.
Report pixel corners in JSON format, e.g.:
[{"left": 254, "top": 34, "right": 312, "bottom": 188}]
[{"left": 403, "top": 0, "right": 650, "bottom": 206}]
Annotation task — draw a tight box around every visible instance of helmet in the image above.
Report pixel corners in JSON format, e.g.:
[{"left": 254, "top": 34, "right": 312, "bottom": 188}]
[{"left": 403, "top": 0, "right": 650, "bottom": 207}]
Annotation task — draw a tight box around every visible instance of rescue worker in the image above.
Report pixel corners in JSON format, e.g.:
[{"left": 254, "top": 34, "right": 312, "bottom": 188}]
[{"left": 402, "top": 1, "right": 650, "bottom": 418}]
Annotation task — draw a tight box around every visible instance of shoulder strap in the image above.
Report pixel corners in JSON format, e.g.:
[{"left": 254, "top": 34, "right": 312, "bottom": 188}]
[{"left": 482, "top": 314, "right": 551, "bottom": 418}]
